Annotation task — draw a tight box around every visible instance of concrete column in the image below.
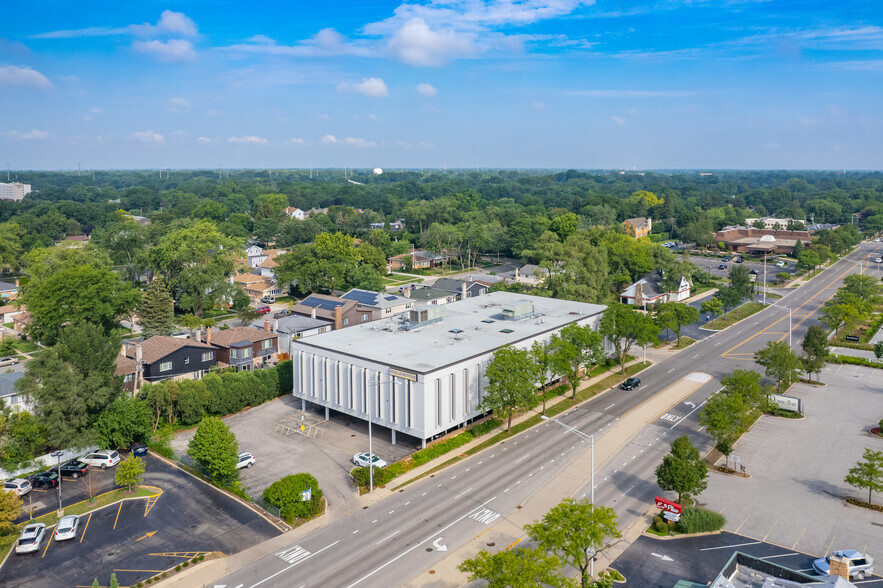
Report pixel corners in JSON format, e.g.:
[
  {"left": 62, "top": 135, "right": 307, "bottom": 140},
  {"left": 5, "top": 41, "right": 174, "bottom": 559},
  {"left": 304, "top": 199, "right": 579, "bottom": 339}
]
[
  {"left": 301, "top": 398, "right": 306, "bottom": 411},
  {"left": 391, "top": 429, "right": 396, "bottom": 445},
  {"left": 324, "top": 406, "right": 329, "bottom": 421},
  {"left": 421, "top": 437, "right": 426, "bottom": 449}
]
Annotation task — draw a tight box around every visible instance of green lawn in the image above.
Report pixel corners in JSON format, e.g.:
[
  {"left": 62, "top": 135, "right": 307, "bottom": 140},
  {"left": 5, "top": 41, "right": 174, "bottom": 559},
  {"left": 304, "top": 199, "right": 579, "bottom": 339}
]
[
  {"left": 672, "top": 336, "right": 697, "bottom": 350},
  {"left": 705, "top": 302, "right": 767, "bottom": 331},
  {"left": 13, "top": 339, "right": 39, "bottom": 352}
]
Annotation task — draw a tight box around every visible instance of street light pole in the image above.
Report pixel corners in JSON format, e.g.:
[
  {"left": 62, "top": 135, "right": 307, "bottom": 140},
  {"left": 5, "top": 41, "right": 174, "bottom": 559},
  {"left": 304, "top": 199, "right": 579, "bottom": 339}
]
[
  {"left": 541, "top": 415, "right": 595, "bottom": 577},
  {"left": 51, "top": 451, "right": 63, "bottom": 512}
]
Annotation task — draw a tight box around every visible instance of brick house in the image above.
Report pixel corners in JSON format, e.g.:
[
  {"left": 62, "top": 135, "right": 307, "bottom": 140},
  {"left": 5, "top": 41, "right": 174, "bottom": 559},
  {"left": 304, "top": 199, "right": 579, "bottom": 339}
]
[
  {"left": 204, "top": 326, "right": 278, "bottom": 370},
  {"left": 290, "top": 294, "right": 373, "bottom": 329}
]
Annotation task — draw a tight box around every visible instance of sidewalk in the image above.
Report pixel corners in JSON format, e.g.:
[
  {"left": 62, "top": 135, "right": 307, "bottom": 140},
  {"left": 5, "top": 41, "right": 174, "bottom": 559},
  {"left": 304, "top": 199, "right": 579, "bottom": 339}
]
[{"left": 155, "top": 346, "right": 676, "bottom": 588}]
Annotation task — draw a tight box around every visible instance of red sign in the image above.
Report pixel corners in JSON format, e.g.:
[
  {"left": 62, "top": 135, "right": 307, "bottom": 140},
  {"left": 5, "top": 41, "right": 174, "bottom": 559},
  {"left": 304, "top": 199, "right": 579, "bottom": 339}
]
[{"left": 654, "top": 496, "right": 683, "bottom": 515}]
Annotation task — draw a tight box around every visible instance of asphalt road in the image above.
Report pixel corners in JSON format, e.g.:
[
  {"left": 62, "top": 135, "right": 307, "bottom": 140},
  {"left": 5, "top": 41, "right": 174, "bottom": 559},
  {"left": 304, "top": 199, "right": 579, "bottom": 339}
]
[
  {"left": 2, "top": 454, "right": 280, "bottom": 588},
  {"left": 214, "top": 243, "right": 877, "bottom": 588},
  {"left": 612, "top": 532, "right": 883, "bottom": 587}
]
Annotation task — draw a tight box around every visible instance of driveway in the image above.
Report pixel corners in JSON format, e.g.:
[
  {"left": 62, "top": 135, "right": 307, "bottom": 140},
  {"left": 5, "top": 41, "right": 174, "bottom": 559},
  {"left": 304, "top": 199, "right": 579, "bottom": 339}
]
[
  {"left": 1, "top": 454, "right": 280, "bottom": 588},
  {"left": 171, "top": 396, "right": 421, "bottom": 515},
  {"left": 698, "top": 364, "right": 883, "bottom": 559}
]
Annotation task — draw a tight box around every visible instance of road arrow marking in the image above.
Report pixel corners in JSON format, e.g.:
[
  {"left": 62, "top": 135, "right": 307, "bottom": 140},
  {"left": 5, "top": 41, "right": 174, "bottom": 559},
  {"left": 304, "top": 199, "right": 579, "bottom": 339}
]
[
  {"left": 136, "top": 531, "right": 157, "bottom": 542},
  {"left": 432, "top": 538, "right": 448, "bottom": 552},
  {"left": 651, "top": 552, "right": 673, "bottom": 562},
  {"left": 684, "top": 401, "right": 696, "bottom": 408}
]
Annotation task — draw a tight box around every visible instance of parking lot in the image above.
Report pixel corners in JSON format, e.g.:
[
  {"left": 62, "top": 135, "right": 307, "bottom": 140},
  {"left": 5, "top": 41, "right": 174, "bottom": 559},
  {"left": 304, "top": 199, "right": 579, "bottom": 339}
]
[
  {"left": 2, "top": 454, "right": 280, "bottom": 587},
  {"left": 699, "top": 364, "right": 883, "bottom": 561},
  {"left": 171, "top": 395, "right": 421, "bottom": 514},
  {"left": 13, "top": 465, "right": 120, "bottom": 525},
  {"left": 682, "top": 253, "right": 795, "bottom": 283}
]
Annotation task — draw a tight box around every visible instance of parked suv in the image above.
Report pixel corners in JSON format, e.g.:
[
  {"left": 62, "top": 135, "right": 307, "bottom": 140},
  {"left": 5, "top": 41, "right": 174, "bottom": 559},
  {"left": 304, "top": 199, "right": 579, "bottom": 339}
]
[
  {"left": 813, "top": 550, "right": 874, "bottom": 580},
  {"left": 257, "top": 305, "right": 271, "bottom": 314},
  {"left": 4, "top": 478, "right": 31, "bottom": 496},
  {"left": 236, "top": 452, "right": 256, "bottom": 469},
  {"left": 80, "top": 450, "right": 120, "bottom": 469},
  {"left": 260, "top": 296, "right": 275, "bottom": 304},
  {"left": 620, "top": 377, "right": 641, "bottom": 391}
]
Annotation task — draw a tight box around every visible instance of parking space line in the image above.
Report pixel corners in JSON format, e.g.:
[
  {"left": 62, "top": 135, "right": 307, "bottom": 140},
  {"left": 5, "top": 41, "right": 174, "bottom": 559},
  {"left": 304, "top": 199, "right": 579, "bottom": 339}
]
[
  {"left": 734, "top": 516, "right": 750, "bottom": 534},
  {"left": 824, "top": 536, "right": 836, "bottom": 557},
  {"left": 760, "top": 553, "right": 799, "bottom": 560},
  {"left": 80, "top": 512, "right": 92, "bottom": 543},
  {"left": 700, "top": 541, "right": 760, "bottom": 551},
  {"left": 791, "top": 527, "right": 805, "bottom": 550},
  {"left": 762, "top": 520, "right": 777, "bottom": 542},
  {"left": 113, "top": 501, "right": 123, "bottom": 530},
  {"left": 42, "top": 530, "right": 53, "bottom": 558}
]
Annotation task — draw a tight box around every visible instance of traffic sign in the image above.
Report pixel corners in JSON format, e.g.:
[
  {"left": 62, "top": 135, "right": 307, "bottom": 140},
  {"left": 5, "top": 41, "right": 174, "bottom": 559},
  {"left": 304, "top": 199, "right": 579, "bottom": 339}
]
[{"left": 654, "top": 496, "right": 683, "bottom": 515}]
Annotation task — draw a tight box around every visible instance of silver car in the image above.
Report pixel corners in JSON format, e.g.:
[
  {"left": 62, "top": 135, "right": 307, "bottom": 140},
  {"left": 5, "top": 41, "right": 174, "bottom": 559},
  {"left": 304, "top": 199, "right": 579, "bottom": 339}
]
[
  {"left": 352, "top": 453, "right": 387, "bottom": 468},
  {"left": 4, "top": 478, "right": 31, "bottom": 496},
  {"left": 812, "top": 550, "right": 874, "bottom": 579},
  {"left": 54, "top": 515, "right": 80, "bottom": 542},
  {"left": 15, "top": 523, "right": 46, "bottom": 555},
  {"left": 0, "top": 356, "right": 19, "bottom": 367}
]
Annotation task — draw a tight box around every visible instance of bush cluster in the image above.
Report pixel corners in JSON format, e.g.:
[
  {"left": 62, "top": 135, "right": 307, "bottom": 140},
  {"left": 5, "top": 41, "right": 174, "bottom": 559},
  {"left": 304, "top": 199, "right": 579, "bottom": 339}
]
[
  {"left": 675, "top": 506, "right": 726, "bottom": 534},
  {"left": 262, "top": 473, "right": 323, "bottom": 524},
  {"left": 831, "top": 354, "right": 882, "bottom": 369},
  {"left": 351, "top": 466, "right": 396, "bottom": 488}
]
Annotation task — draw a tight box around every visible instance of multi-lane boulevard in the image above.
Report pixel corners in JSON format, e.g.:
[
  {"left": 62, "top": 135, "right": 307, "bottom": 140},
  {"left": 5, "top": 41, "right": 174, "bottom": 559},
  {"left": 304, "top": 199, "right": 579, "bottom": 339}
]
[{"left": 214, "top": 243, "right": 876, "bottom": 588}]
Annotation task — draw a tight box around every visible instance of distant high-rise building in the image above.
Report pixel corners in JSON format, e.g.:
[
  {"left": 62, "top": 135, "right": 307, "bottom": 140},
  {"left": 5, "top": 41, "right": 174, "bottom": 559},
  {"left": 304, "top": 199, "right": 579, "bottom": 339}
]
[{"left": 0, "top": 182, "right": 31, "bottom": 201}]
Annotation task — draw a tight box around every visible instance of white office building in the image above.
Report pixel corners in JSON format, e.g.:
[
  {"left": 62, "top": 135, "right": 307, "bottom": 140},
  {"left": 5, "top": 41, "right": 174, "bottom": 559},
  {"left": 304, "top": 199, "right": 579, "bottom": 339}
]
[
  {"left": 0, "top": 182, "right": 31, "bottom": 201},
  {"left": 291, "top": 291, "right": 607, "bottom": 446}
]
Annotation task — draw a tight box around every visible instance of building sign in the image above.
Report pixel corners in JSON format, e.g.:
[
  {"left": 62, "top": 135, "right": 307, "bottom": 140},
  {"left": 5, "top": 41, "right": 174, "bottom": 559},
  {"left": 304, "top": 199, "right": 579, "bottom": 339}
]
[
  {"left": 663, "top": 511, "right": 681, "bottom": 522},
  {"left": 845, "top": 335, "right": 860, "bottom": 342},
  {"left": 654, "top": 496, "right": 683, "bottom": 515},
  {"left": 389, "top": 368, "right": 417, "bottom": 382},
  {"left": 769, "top": 394, "right": 801, "bottom": 413}
]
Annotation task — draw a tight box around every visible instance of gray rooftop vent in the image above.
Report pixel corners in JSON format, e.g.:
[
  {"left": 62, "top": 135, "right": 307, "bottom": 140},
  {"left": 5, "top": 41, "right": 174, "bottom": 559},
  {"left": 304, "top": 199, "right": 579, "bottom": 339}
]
[
  {"left": 501, "top": 300, "right": 535, "bottom": 321},
  {"left": 405, "top": 305, "right": 446, "bottom": 330}
]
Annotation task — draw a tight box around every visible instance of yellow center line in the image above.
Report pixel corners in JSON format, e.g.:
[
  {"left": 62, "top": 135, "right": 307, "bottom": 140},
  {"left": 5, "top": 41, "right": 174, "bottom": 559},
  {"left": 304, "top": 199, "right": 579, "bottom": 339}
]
[
  {"left": 113, "top": 501, "right": 123, "bottom": 530},
  {"left": 505, "top": 538, "right": 523, "bottom": 550},
  {"left": 622, "top": 373, "right": 711, "bottom": 422},
  {"left": 721, "top": 261, "right": 861, "bottom": 357},
  {"left": 79, "top": 512, "right": 92, "bottom": 543}
]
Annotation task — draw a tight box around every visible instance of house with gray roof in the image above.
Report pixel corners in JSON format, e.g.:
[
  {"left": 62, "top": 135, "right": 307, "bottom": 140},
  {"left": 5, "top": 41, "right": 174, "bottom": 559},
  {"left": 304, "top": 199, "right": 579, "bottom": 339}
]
[
  {"left": 620, "top": 271, "right": 690, "bottom": 308},
  {"left": 431, "top": 278, "right": 489, "bottom": 301},
  {"left": 341, "top": 289, "right": 414, "bottom": 318},
  {"left": 0, "top": 371, "right": 28, "bottom": 412}
]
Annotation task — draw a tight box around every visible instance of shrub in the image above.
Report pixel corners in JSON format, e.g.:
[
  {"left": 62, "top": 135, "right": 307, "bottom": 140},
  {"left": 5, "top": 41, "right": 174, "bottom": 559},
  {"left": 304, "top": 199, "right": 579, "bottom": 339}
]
[
  {"left": 175, "top": 565, "right": 181, "bottom": 572},
  {"left": 654, "top": 520, "right": 669, "bottom": 534},
  {"left": 467, "top": 417, "right": 501, "bottom": 437},
  {"left": 676, "top": 506, "right": 726, "bottom": 534},
  {"left": 145, "top": 579, "right": 152, "bottom": 585},
  {"left": 352, "top": 466, "right": 395, "bottom": 488},
  {"left": 183, "top": 561, "right": 189, "bottom": 568},
  {"left": 412, "top": 433, "right": 475, "bottom": 465},
  {"left": 262, "top": 473, "right": 323, "bottom": 523}
]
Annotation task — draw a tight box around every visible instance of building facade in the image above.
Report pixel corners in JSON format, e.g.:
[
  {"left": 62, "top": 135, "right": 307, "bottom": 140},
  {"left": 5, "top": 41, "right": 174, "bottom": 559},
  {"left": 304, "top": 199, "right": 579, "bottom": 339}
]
[
  {"left": 290, "top": 292, "right": 606, "bottom": 446},
  {"left": 0, "top": 182, "right": 31, "bottom": 201}
]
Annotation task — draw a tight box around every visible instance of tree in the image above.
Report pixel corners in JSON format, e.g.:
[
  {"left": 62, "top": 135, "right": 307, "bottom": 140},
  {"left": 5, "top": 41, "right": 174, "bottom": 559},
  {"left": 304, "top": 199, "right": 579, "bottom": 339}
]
[
  {"left": 844, "top": 448, "right": 883, "bottom": 506},
  {"left": 0, "top": 487, "right": 22, "bottom": 534},
  {"left": 238, "top": 306, "right": 261, "bottom": 325},
  {"left": 139, "top": 276, "right": 175, "bottom": 337},
  {"left": 262, "top": 473, "right": 324, "bottom": 523},
  {"left": 479, "top": 346, "right": 538, "bottom": 431},
  {"left": 188, "top": 417, "right": 239, "bottom": 485},
  {"left": 875, "top": 341, "right": 883, "bottom": 361},
  {"left": 0, "top": 338, "right": 16, "bottom": 357},
  {"left": 95, "top": 397, "right": 152, "bottom": 449},
  {"left": 655, "top": 302, "right": 699, "bottom": 346},
  {"left": 655, "top": 435, "right": 708, "bottom": 504},
  {"left": 728, "top": 264, "right": 753, "bottom": 301},
  {"left": 114, "top": 456, "right": 146, "bottom": 493},
  {"left": 599, "top": 303, "right": 659, "bottom": 374},
  {"left": 550, "top": 324, "right": 604, "bottom": 398},
  {"left": 458, "top": 547, "right": 573, "bottom": 588},
  {"left": 842, "top": 274, "right": 882, "bottom": 304},
  {"left": 793, "top": 239, "right": 803, "bottom": 256},
  {"left": 801, "top": 326, "right": 829, "bottom": 381},
  {"left": 754, "top": 341, "right": 802, "bottom": 391},
  {"left": 109, "top": 573, "right": 120, "bottom": 588},
  {"left": 700, "top": 297, "right": 723, "bottom": 319},
  {"left": 530, "top": 341, "right": 555, "bottom": 415},
  {"left": 525, "top": 498, "right": 621, "bottom": 588},
  {"left": 699, "top": 392, "right": 752, "bottom": 470},
  {"left": 797, "top": 250, "right": 821, "bottom": 273},
  {"left": 820, "top": 293, "right": 862, "bottom": 337},
  {"left": 715, "top": 286, "right": 742, "bottom": 317}
]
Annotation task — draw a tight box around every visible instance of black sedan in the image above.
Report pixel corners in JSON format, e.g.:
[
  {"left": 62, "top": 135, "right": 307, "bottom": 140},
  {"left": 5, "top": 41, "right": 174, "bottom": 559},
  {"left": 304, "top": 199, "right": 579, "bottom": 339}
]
[
  {"left": 29, "top": 471, "right": 60, "bottom": 489},
  {"left": 129, "top": 442, "right": 148, "bottom": 457},
  {"left": 619, "top": 377, "right": 641, "bottom": 391},
  {"left": 59, "top": 460, "right": 89, "bottom": 479}
]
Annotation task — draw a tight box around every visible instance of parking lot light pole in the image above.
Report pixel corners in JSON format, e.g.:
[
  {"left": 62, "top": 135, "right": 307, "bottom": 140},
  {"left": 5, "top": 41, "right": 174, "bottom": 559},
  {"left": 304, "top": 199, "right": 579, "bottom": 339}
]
[
  {"left": 768, "top": 302, "right": 792, "bottom": 348},
  {"left": 51, "top": 451, "right": 63, "bottom": 512},
  {"left": 365, "top": 380, "right": 397, "bottom": 493},
  {"left": 541, "top": 415, "right": 595, "bottom": 577}
]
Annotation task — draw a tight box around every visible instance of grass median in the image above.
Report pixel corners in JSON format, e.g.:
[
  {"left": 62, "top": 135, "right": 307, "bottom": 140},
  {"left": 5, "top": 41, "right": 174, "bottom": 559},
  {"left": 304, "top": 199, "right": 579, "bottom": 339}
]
[{"left": 704, "top": 302, "right": 766, "bottom": 331}]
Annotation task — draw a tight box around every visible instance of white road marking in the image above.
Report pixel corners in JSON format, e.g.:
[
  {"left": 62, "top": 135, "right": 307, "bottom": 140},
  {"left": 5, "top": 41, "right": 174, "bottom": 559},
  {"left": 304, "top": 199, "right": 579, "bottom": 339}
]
[
  {"left": 760, "top": 553, "right": 799, "bottom": 560},
  {"left": 651, "top": 552, "right": 674, "bottom": 562},
  {"left": 514, "top": 453, "right": 531, "bottom": 464},
  {"left": 469, "top": 508, "right": 502, "bottom": 525},
  {"left": 700, "top": 541, "right": 761, "bottom": 551},
  {"left": 352, "top": 530, "right": 358, "bottom": 534},
  {"left": 668, "top": 368, "right": 675, "bottom": 373},
  {"left": 604, "top": 403, "right": 616, "bottom": 410},
  {"left": 372, "top": 519, "right": 378, "bottom": 524},
  {"left": 376, "top": 530, "right": 399, "bottom": 545},
  {"left": 714, "top": 341, "right": 722, "bottom": 346},
  {"left": 253, "top": 541, "right": 339, "bottom": 587},
  {"left": 421, "top": 493, "right": 427, "bottom": 497},
  {"left": 453, "top": 487, "right": 473, "bottom": 499},
  {"left": 389, "top": 510, "right": 395, "bottom": 514},
  {"left": 404, "top": 501, "right": 410, "bottom": 506},
  {"left": 691, "top": 353, "right": 699, "bottom": 359},
  {"left": 345, "top": 497, "right": 498, "bottom": 587}
]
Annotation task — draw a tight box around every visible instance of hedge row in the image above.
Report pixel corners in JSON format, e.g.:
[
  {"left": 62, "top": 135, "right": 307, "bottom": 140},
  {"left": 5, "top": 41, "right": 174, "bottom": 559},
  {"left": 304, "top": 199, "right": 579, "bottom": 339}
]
[{"left": 830, "top": 354, "right": 883, "bottom": 369}]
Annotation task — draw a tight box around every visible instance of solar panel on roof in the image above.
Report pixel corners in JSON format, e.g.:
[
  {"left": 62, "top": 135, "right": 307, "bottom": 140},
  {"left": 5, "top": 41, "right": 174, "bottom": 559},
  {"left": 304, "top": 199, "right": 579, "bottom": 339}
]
[
  {"left": 342, "top": 290, "right": 379, "bottom": 305},
  {"left": 384, "top": 296, "right": 398, "bottom": 301},
  {"left": 303, "top": 296, "right": 344, "bottom": 311}
]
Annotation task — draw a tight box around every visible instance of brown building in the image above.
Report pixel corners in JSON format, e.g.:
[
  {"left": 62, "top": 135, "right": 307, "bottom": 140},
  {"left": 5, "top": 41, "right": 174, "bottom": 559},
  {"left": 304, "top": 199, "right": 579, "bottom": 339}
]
[
  {"left": 713, "top": 227, "right": 811, "bottom": 255},
  {"left": 622, "top": 217, "right": 652, "bottom": 238},
  {"left": 204, "top": 325, "right": 278, "bottom": 371},
  {"left": 290, "top": 293, "right": 374, "bottom": 329}
]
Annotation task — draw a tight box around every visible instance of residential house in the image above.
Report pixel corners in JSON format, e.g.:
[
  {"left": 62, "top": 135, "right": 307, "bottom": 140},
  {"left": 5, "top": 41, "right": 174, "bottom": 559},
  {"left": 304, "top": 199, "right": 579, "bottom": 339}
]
[
  {"left": 115, "top": 356, "right": 137, "bottom": 394},
  {"left": 370, "top": 219, "right": 406, "bottom": 232},
  {"left": 620, "top": 272, "right": 691, "bottom": 308},
  {"left": 0, "top": 280, "right": 18, "bottom": 301},
  {"left": 0, "top": 305, "right": 24, "bottom": 324},
  {"left": 405, "top": 285, "right": 458, "bottom": 306},
  {"left": 283, "top": 206, "right": 306, "bottom": 220},
  {"left": 622, "top": 217, "right": 652, "bottom": 238},
  {"left": 432, "top": 278, "right": 489, "bottom": 301},
  {"left": 233, "top": 271, "right": 286, "bottom": 299},
  {"left": 341, "top": 288, "right": 414, "bottom": 318},
  {"left": 713, "top": 227, "right": 810, "bottom": 255},
  {"left": 11, "top": 312, "right": 29, "bottom": 334},
  {"left": 0, "top": 372, "right": 28, "bottom": 412},
  {"left": 120, "top": 335, "right": 218, "bottom": 390},
  {"left": 290, "top": 294, "right": 372, "bottom": 329},
  {"left": 251, "top": 315, "right": 333, "bottom": 356},
  {"left": 388, "top": 249, "right": 450, "bottom": 271},
  {"left": 204, "top": 326, "right": 278, "bottom": 371},
  {"left": 305, "top": 207, "right": 328, "bottom": 217}
]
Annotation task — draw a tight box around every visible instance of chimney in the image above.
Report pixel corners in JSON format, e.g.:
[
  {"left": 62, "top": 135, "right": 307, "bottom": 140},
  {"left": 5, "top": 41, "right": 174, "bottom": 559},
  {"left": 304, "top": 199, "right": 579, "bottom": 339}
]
[
  {"left": 647, "top": 217, "right": 652, "bottom": 233},
  {"left": 404, "top": 287, "right": 410, "bottom": 298},
  {"left": 828, "top": 554, "right": 850, "bottom": 579},
  {"left": 206, "top": 327, "right": 211, "bottom": 345},
  {"left": 273, "top": 318, "right": 279, "bottom": 333},
  {"left": 311, "top": 307, "right": 316, "bottom": 319},
  {"left": 515, "top": 267, "right": 520, "bottom": 281},
  {"left": 334, "top": 306, "right": 343, "bottom": 330},
  {"left": 461, "top": 281, "right": 467, "bottom": 300},
  {"left": 14, "top": 278, "right": 19, "bottom": 287},
  {"left": 634, "top": 282, "right": 644, "bottom": 307},
  {"left": 135, "top": 343, "right": 144, "bottom": 389},
  {"left": 264, "top": 319, "right": 271, "bottom": 332},
  {"left": 195, "top": 329, "right": 201, "bottom": 343}
]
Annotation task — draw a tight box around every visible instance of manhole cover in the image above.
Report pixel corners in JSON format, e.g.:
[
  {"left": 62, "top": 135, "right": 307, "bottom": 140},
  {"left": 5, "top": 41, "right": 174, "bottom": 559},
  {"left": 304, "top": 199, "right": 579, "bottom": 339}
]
[{"left": 426, "top": 548, "right": 433, "bottom": 552}]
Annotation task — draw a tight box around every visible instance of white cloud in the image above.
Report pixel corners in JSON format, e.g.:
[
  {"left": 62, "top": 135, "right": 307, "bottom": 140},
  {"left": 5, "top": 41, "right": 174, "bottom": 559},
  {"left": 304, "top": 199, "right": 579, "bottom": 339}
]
[
  {"left": 223, "top": 28, "right": 375, "bottom": 58},
  {"left": 0, "top": 65, "right": 52, "bottom": 89},
  {"left": 228, "top": 135, "right": 269, "bottom": 144},
  {"left": 132, "top": 130, "right": 164, "bottom": 143},
  {"left": 167, "top": 97, "right": 191, "bottom": 113},
  {"left": 288, "top": 138, "right": 307, "bottom": 145},
  {"left": 90, "top": 107, "right": 103, "bottom": 114},
  {"left": 315, "top": 113, "right": 330, "bottom": 121},
  {"left": 342, "top": 137, "right": 377, "bottom": 148},
  {"left": 133, "top": 39, "right": 195, "bottom": 61},
  {"left": 531, "top": 100, "right": 545, "bottom": 110},
  {"left": 3, "top": 129, "right": 48, "bottom": 140},
  {"left": 570, "top": 90, "right": 697, "bottom": 98},
  {"left": 196, "top": 136, "right": 212, "bottom": 144},
  {"left": 34, "top": 10, "right": 198, "bottom": 39},
  {"left": 387, "top": 18, "right": 475, "bottom": 66},
  {"left": 416, "top": 83, "right": 438, "bottom": 97},
  {"left": 321, "top": 134, "right": 337, "bottom": 144},
  {"left": 610, "top": 116, "right": 625, "bottom": 126},
  {"left": 338, "top": 77, "right": 389, "bottom": 97}
]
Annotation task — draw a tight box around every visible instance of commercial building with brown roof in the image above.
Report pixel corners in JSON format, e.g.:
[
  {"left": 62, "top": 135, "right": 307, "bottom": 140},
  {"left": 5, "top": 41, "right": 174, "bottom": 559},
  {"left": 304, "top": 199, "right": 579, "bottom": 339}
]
[{"left": 713, "top": 227, "right": 810, "bottom": 255}]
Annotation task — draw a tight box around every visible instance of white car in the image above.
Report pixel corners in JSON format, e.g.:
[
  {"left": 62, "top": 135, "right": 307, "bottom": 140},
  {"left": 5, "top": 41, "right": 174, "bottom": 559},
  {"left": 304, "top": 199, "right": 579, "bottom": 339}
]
[
  {"left": 775, "top": 260, "right": 786, "bottom": 268},
  {"left": 813, "top": 550, "right": 874, "bottom": 579},
  {"left": 875, "top": 257, "right": 882, "bottom": 263},
  {"left": 353, "top": 453, "right": 387, "bottom": 468},
  {"left": 54, "top": 515, "right": 80, "bottom": 542},
  {"left": 15, "top": 523, "right": 46, "bottom": 555},
  {"left": 80, "top": 450, "right": 120, "bottom": 469},
  {"left": 236, "top": 452, "right": 256, "bottom": 469},
  {"left": 4, "top": 478, "right": 31, "bottom": 496},
  {"left": 0, "top": 356, "right": 19, "bottom": 367}
]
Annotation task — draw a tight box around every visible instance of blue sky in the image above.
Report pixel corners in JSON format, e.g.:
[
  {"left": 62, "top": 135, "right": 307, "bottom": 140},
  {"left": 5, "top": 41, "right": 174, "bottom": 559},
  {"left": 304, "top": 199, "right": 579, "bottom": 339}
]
[{"left": 1, "top": 1, "right": 881, "bottom": 170}]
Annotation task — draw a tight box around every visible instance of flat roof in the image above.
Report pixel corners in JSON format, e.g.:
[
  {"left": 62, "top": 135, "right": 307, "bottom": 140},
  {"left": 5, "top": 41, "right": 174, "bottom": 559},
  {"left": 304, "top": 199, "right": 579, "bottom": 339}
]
[{"left": 293, "top": 291, "right": 606, "bottom": 374}]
